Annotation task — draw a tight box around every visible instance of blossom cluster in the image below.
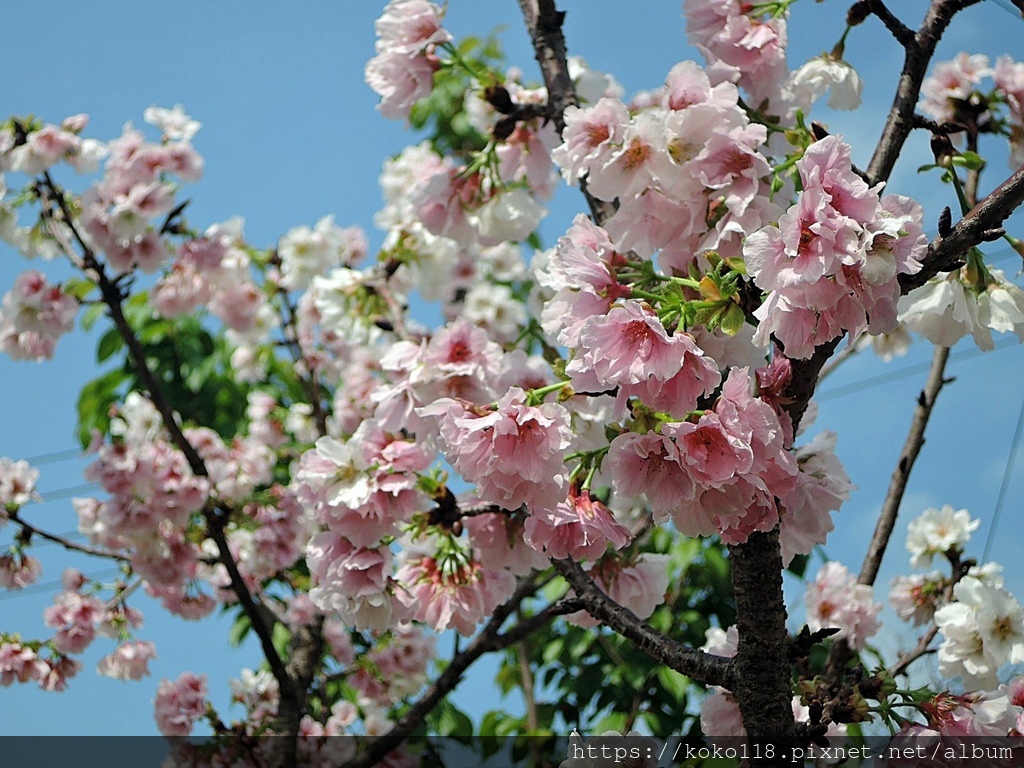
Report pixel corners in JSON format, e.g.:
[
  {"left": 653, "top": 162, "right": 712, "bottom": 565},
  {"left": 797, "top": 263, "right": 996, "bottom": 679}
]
[
  {"left": 365, "top": 0, "right": 452, "bottom": 121},
  {"left": 745, "top": 135, "right": 927, "bottom": 359},
  {"left": 0, "top": 270, "right": 77, "bottom": 361}
]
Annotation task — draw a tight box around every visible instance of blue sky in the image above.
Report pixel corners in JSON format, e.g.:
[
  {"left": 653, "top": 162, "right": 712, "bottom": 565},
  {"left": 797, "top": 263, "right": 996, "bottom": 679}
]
[{"left": 1, "top": 0, "right": 1023, "bottom": 735}]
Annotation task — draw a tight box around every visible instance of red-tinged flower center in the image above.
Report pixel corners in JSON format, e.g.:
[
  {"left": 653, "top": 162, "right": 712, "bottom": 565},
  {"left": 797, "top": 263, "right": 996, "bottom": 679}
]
[
  {"left": 622, "top": 138, "right": 651, "bottom": 171},
  {"left": 446, "top": 340, "right": 471, "bottom": 362},
  {"left": 585, "top": 123, "right": 611, "bottom": 148}
]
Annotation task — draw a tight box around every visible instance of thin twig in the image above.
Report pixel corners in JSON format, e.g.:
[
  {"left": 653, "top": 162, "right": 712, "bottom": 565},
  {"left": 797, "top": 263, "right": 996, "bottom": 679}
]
[
  {"left": 888, "top": 625, "right": 939, "bottom": 678},
  {"left": 37, "top": 172, "right": 293, "bottom": 721},
  {"left": 866, "top": 0, "right": 916, "bottom": 47},
  {"left": 859, "top": 345, "right": 951, "bottom": 586},
  {"left": 8, "top": 510, "right": 130, "bottom": 563}
]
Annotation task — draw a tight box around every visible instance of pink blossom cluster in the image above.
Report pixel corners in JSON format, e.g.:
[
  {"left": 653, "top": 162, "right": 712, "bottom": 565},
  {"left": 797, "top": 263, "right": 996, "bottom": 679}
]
[
  {"left": 74, "top": 396, "right": 212, "bottom": 615},
  {"left": 463, "top": 509, "right": 549, "bottom": 576},
  {"left": 0, "top": 114, "right": 106, "bottom": 175},
  {"left": 0, "top": 641, "right": 83, "bottom": 693},
  {"left": 744, "top": 135, "right": 927, "bottom": 359},
  {"left": 551, "top": 62, "right": 775, "bottom": 271},
  {"left": 888, "top": 686, "right": 1024, "bottom": 753},
  {"left": 374, "top": 319, "right": 528, "bottom": 432},
  {"left": 0, "top": 456, "right": 39, "bottom": 513},
  {"left": 395, "top": 545, "right": 517, "bottom": 635},
  {"left": 306, "top": 532, "right": 401, "bottom": 631},
  {"left": 408, "top": 156, "right": 546, "bottom": 249},
  {"left": 349, "top": 624, "right": 436, "bottom": 704},
  {"left": 277, "top": 215, "right": 369, "bottom": 291},
  {"left": 420, "top": 387, "right": 572, "bottom": 513},
  {"left": 78, "top": 111, "right": 203, "bottom": 274},
  {"left": 40, "top": 571, "right": 150, "bottom": 684},
  {"left": 921, "top": 52, "right": 1024, "bottom": 166},
  {"left": 0, "top": 552, "right": 41, "bottom": 589},
  {"left": 154, "top": 671, "right": 208, "bottom": 736},
  {"left": 96, "top": 640, "right": 157, "bottom": 681},
  {"left": 295, "top": 419, "right": 431, "bottom": 548},
  {"left": 0, "top": 270, "right": 77, "bottom": 361},
  {"left": 523, "top": 486, "right": 633, "bottom": 562},
  {"left": 684, "top": 0, "right": 789, "bottom": 107},
  {"left": 365, "top": 0, "right": 452, "bottom": 121},
  {"left": 0, "top": 642, "right": 49, "bottom": 688},
  {"left": 151, "top": 218, "right": 275, "bottom": 344},
  {"left": 606, "top": 367, "right": 836, "bottom": 549},
  {"left": 804, "top": 561, "right": 881, "bottom": 650}
]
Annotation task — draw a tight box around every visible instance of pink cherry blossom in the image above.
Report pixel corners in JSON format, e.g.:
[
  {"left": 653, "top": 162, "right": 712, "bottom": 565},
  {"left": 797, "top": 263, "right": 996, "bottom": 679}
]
[
  {"left": 153, "top": 671, "right": 207, "bottom": 736},
  {"left": 0, "top": 270, "right": 77, "bottom": 361},
  {"left": 306, "top": 533, "right": 396, "bottom": 631},
  {"left": 420, "top": 387, "right": 572, "bottom": 512},
  {"left": 44, "top": 590, "right": 106, "bottom": 655},
  {"left": 395, "top": 552, "right": 516, "bottom": 635},
  {"left": 463, "top": 509, "right": 549, "bottom": 576},
  {"left": 0, "top": 642, "right": 49, "bottom": 687},
  {"left": 0, "top": 457, "right": 40, "bottom": 512},
  {"left": 805, "top": 561, "right": 881, "bottom": 650},
  {"left": 524, "top": 487, "right": 633, "bottom": 561},
  {"left": 0, "top": 553, "right": 41, "bottom": 589},
  {"left": 97, "top": 640, "right": 157, "bottom": 681}
]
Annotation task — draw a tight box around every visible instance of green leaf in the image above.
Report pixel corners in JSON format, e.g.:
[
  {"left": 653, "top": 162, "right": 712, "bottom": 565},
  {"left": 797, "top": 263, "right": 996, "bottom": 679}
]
[
  {"left": 271, "top": 622, "right": 290, "bottom": 658},
  {"left": 786, "top": 552, "right": 810, "bottom": 578},
  {"left": 80, "top": 303, "right": 105, "bottom": 331},
  {"left": 430, "top": 700, "right": 474, "bottom": 739},
  {"left": 657, "top": 667, "right": 690, "bottom": 701},
  {"left": 228, "top": 612, "right": 252, "bottom": 646},
  {"left": 75, "top": 368, "right": 129, "bottom": 447},
  {"left": 96, "top": 329, "right": 124, "bottom": 363},
  {"left": 593, "top": 712, "right": 627, "bottom": 733},
  {"left": 952, "top": 150, "right": 985, "bottom": 170},
  {"left": 63, "top": 277, "right": 97, "bottom": 301},
  {"left": 719, "top": 303, "right": 747, "bottom": 336}
]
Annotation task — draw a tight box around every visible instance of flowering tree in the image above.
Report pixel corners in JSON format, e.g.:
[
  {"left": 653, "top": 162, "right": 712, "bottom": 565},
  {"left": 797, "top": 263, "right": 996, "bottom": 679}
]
[{"left": 2, "top": 0, "right": 1024, "bottom": 766}]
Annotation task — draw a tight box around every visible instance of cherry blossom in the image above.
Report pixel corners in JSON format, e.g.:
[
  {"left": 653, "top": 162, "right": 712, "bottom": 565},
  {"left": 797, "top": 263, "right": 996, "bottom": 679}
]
[
  {"left": 153, "top": 672, "right": 208, "bottom": 737},
  {"left": 420, "top": 387, "right": 572, "bottom": 512},
  {"left": 804, "top": 561, "right": 881, "bottom": 650},
  {"left": 906, "top": 505, "right": 980, "bottom": 569}
]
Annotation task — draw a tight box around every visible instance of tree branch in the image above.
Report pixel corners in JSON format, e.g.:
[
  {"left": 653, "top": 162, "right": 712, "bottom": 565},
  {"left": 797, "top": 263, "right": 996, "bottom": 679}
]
[
  {"left": 858, "top": 345, "right": 951, "bottom": 586},
  {"left": 865, "top": 0, "right": 983, "bottom": 186},
  {"left": 551, "top": 559, "right": 736, "bottom": 690},
  {"left": 865, "top": 0, "right": 915, "bottom": 48},
  {"left": 342, "top": 579, "right": 579, "bottom": 768},
  {"left": 728, "top": 529, "right": 796, "bottom": 753},
  {"left": 8, "top": 509, "right": 130, "bottom": 563},
  {"left": 901, "top": 163, "right": 1024, "bottom": 292},
  {"left": 37, "top": 173, "right": 297, "bottom": 748},
  {"left": 517, "top": 0, "right": 617, "bottom": 226},
  {"left": 887, "top": 625, "right": 939, "bottom": 678}
]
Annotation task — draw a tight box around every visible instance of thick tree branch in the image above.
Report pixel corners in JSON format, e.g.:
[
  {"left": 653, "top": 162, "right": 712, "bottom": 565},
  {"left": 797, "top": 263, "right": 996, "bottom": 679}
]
[
  {"left": 342, "top": 579, "right": 580, "bottom": 768},
  {"left": 865, "top": 0, "right": 983, "bottom": 186},
  {"left": 728, "top": 529, "right": 796, "bottom": 753},
  {"left": 552, "top": 559, "right": 736, "bottom": 690},
  {"left": 901, "top": 163, "right": 1024, "bottom": 291},
  {"left": 859, "top": 345, "right": 951, "bottom": 586}
]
